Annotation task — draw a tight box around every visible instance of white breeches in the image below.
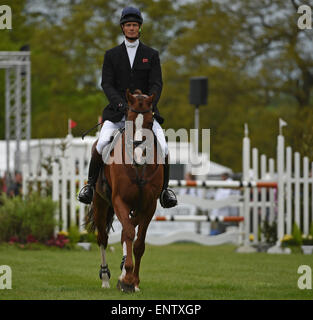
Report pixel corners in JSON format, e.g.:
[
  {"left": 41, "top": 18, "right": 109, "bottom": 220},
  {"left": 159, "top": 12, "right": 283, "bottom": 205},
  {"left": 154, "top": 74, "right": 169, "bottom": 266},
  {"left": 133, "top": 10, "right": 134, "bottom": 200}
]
[{"left": 96, "top": 116, "right": 168, "bottom": 157}]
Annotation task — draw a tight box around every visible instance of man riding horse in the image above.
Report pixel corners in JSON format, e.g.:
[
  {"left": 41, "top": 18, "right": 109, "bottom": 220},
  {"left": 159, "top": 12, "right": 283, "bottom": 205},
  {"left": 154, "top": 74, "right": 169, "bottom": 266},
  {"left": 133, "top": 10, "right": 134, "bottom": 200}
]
[{"left": 78, "top": 6, "right": 177, "bottom": 208}]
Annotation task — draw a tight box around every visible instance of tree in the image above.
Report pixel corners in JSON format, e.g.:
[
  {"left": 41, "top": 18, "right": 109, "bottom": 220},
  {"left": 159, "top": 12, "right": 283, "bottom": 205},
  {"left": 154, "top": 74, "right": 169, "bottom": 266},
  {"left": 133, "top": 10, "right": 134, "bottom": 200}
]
[
  {"left": 222, "top": 0, "right": 313, "bottom": 108},
  {"left": 1, "top": 0, "right": 312, "bottom": 171}
]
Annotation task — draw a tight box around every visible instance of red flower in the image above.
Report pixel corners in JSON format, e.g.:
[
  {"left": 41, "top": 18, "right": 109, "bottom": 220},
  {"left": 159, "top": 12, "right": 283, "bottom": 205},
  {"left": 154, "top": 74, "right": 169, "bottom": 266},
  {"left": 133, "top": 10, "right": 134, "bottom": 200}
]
[
  {"left": 9, "top": 236, "right": 19, "bottom": 244},
  {"left": 45, "top": 234, "right": 69, "bottom": 248},
  {"left": 27, "top": 234, "right": 38, "bottom": 243}
]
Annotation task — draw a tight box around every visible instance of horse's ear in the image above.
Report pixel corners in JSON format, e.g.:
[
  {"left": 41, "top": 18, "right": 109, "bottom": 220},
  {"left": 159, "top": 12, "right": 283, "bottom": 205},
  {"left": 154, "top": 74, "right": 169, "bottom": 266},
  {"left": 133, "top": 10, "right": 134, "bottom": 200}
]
[
  {"left": 126, "top": 89, "right": 136, "bottom": 105},
  {"left": 147, "top": 93, "right": 155, "bottom": 107}
]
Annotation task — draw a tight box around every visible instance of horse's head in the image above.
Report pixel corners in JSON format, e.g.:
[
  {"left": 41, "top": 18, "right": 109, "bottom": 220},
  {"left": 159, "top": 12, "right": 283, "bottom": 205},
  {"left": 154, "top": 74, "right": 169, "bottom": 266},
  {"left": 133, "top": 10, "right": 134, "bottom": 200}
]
[
  {"left": 125, "top": 89, "right": 155, "bottom": 130},
  {"left": 125, "top": 89, "right": 156, "bottom": 166}
]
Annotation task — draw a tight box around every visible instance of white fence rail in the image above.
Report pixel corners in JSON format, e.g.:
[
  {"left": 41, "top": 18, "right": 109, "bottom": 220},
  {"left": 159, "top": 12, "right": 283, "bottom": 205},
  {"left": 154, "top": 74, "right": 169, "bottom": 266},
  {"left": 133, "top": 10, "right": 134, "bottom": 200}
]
[{"left": 21, "top": 128, "right": 313, "bottom": 247}]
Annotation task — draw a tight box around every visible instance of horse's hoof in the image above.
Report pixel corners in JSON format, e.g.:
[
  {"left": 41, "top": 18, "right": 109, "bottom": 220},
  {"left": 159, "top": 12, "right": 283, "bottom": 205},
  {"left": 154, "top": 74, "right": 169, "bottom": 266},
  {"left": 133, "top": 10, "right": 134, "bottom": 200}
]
[
  {"left": 101, "top": 273, "right": 110, "bottom": 288},
  {"left": 116, "top": 280, "right": 135, "bottom": 293},
  {"left": 102, "top": 280, "right": 110, "bottom": 289},
  {"left": 135, "top": 286, "right": 140, "bottom": 292}
]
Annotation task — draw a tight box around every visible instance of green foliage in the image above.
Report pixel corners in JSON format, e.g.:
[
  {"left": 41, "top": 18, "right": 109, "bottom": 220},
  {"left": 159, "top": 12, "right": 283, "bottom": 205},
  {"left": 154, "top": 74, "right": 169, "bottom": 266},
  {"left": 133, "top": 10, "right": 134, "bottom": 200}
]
[
  {"left": 79, "top": 232, "right": 97, "bottom": 243},
  {"left": 1, "top": 0, "right": 312, "bottom": 171},
  {"left": 0, "top": 194, "right": 57, "bottom": 243},
  {"left": 261, "top": 220, "right": 277, "bottom": 245},
  {"left": 292, "top": 223, "right": 303, "bottom": 246},
  {"left": 67, "top": 226, "right": 97, "bottom": 244},
  {"left": 68, "top": 225, "right": 81, "bottom": 244}
]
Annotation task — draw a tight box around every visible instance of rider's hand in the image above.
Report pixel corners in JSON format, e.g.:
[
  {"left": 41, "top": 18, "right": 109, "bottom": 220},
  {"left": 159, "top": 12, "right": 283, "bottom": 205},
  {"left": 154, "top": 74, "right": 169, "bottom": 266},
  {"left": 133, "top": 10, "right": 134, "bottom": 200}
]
[{"left": 117, "top": 102, "right": 127, "bottom": 112}]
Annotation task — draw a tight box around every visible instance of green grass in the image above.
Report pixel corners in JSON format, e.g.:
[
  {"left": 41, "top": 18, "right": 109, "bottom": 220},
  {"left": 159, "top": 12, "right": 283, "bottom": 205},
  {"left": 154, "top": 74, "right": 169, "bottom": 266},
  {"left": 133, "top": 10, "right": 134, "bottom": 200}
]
[{"left": 0, "top": 243, "right": 312, "bottom": 300}]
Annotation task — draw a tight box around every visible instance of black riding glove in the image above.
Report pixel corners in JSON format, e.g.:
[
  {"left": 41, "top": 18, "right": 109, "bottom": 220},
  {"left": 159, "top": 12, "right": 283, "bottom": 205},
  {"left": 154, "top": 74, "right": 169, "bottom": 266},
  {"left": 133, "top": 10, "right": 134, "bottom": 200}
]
[{"left": 117, "top": 102, "right": 128, "bottom": 112}]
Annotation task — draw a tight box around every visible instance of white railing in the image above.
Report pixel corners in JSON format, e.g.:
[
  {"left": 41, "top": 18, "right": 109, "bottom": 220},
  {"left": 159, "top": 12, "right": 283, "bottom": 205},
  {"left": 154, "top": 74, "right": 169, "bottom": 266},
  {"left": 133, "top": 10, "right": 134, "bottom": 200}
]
[{"left": 21, "top": 127, "right": 313, "bottom": 247}]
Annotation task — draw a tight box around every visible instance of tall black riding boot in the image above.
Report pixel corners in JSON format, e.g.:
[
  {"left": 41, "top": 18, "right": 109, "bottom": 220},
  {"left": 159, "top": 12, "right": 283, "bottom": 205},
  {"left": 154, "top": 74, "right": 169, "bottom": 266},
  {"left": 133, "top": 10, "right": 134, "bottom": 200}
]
[
  {"left": 78, "top": 149, "right": 103, "bottom": 204},
  {"left": 160, "top": 156, "right": 177, "bottom": 208}
]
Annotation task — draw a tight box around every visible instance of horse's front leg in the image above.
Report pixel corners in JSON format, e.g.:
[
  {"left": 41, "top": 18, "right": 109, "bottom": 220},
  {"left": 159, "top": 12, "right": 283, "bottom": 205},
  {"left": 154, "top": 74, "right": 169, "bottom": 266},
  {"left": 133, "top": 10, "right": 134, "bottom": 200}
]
[
  {"left": 133, "top": 220, "right": 150, "bottom": 292},
  {"left": 134, "top": 204, "right": 156, "bottom": 292},
  {"left": 114, "top": 198, "right": 135, "bottom": 293}
]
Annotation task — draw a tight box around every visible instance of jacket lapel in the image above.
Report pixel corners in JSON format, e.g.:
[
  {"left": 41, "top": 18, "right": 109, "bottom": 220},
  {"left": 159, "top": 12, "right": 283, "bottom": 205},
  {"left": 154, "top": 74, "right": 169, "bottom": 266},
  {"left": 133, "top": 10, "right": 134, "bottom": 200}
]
[
  {"left": 132, "top": 42, "right": 143, "bottom": 70},
  {"left": 120, "top": 42, "right": 131, "bottom": 71}
]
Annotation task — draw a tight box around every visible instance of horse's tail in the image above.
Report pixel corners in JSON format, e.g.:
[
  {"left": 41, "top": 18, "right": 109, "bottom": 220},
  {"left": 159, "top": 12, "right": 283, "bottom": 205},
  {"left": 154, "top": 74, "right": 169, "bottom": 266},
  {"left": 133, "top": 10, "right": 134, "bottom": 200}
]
[
  {"left": 105, "top": 206, "right": 115, "bottom": 234},
  {"left": 85, "top": 204, "right": 96, "bottom": 233},
  {"left": 84, "top": 203, "right": 115, "bottom": 234}
]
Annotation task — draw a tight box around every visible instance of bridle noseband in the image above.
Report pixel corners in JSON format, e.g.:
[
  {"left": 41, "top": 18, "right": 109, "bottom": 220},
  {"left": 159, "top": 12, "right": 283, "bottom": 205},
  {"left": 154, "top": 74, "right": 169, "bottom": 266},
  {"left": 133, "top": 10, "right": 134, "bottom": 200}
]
[{"left": 126, "top": 106, "right": 153, "bottom": 114}]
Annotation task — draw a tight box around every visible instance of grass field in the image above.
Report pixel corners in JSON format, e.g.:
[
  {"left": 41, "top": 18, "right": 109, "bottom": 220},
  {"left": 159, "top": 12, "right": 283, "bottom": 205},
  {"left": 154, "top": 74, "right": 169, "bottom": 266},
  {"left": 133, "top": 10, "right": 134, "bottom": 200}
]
[{"left": 0, "top": 243, "right": 312, "bottom": 300}]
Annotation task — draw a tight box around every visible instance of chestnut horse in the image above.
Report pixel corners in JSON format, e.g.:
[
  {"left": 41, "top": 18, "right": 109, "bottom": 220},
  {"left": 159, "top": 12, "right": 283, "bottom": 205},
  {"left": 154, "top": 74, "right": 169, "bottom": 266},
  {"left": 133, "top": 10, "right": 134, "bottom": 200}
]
[{"left": 86, "top": 89, "right": 164, "bottom": 292}]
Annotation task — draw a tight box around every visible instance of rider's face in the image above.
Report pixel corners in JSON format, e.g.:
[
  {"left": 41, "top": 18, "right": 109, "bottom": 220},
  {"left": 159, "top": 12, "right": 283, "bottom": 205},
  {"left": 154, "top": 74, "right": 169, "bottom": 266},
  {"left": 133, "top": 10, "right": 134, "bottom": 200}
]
[{"left": 122, "top": 22, "right": 140, "bottom": 40}]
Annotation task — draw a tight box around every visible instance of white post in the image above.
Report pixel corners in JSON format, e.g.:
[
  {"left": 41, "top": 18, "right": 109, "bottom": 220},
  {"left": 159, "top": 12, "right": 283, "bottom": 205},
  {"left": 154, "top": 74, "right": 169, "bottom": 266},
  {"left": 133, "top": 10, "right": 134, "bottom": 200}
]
[
  {"left": 52, "top": 162, "right": 60, "bottom": 236},
  {"left": 68, "top": 146, "right": 76, "bottom": 229},
  {"left": 303, "top": 157, "right": 309, "bottom": 235},
  {"left": 238, "top": 203, "right": 244, "bottom": 245},
  {"left": 78, "top": 156, "right": 86, "bottom": 232},
  {"left": 269, "top": 158, "right": 275, "bottom": 225},
  {"left": 294, "top": 152, "right": 300, "bottom": 229},
  {"left": 286, "top": 147, "right": 292, "bottom": 235},
  {"left": 41, "top": 165, "right": 48, "bottom": 197},
  {"left": 252, "top": 148, "right": 258, "bottom": 244},
  {"left": 68, "top": 118, "right": 71, "bottom": 136},
  {"left": 243, "top": 130, "right": 250, "bottom": 247},
  {"left": 277, "top": 134, "right": 285, "bottom": 244},
  {"left": 22, "top": 163, "right": 28, "bottom": 199},
  {"left": 61, "top": 157, "right": 68, "bottom": 231},
  {"left": 260, "top": 154, "right": 267, "bottom": 242}
]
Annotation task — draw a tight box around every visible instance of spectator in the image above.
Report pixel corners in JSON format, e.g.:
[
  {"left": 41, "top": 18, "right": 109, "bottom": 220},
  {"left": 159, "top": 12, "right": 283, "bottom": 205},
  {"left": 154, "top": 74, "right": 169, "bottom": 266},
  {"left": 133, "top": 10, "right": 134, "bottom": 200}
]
[
  {"left": 210, "top": 172, "right": 239, "bottom": 234},
  {"left": 180, "top": 172, "right": 199, "bottom": 197},
  {"left": 7, "top": 171, "right": 23, "bottom": 197}
]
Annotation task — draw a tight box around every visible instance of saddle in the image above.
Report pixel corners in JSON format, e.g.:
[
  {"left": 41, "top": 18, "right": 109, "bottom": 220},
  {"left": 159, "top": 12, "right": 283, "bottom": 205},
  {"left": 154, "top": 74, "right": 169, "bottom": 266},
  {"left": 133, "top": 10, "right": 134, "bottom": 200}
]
[{"left": 98, "top": 126, "right": 162, "bottom": 206}]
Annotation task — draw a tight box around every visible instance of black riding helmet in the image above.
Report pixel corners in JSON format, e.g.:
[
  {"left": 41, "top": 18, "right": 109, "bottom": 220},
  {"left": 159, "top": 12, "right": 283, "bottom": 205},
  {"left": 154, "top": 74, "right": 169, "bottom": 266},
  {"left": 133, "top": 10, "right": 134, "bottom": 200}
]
[{"left": 120, "top": 6, "right": 143, "bottom": 25}]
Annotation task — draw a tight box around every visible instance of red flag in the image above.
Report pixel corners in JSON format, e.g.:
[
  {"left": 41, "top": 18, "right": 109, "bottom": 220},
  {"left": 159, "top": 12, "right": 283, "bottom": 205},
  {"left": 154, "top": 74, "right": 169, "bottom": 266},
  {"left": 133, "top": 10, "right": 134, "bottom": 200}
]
[{"left": 70, "top": 119, "right": 77, "bottom": 129}]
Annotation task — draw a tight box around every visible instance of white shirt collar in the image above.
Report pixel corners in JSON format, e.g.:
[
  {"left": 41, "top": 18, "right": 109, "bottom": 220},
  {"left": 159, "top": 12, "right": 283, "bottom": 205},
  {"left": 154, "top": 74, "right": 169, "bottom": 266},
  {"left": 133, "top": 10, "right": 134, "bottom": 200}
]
[{"left": 124, "top": 37, "right": 139, "bottom": 48}]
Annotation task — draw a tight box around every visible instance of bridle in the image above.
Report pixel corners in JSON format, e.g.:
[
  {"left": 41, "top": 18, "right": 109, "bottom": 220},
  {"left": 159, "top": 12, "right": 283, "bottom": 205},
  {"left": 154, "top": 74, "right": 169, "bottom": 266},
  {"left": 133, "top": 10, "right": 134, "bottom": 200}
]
[
  {"left": 127, "top": 107, "right": 152, "bottom": 114},
  {"left": 125, "top": 93, "right": 153, "bottom": 116},
  {"left": 123, "top": 95, "right": 159, "bottom": 189}
]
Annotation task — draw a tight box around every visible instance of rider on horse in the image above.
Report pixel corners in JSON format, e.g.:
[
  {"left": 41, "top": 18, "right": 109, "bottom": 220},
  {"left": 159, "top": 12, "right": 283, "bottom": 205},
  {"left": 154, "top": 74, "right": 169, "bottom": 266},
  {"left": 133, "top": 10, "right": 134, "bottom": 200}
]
[{"left": 78, "top": 6, "right": 177, "bottom": 208}]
